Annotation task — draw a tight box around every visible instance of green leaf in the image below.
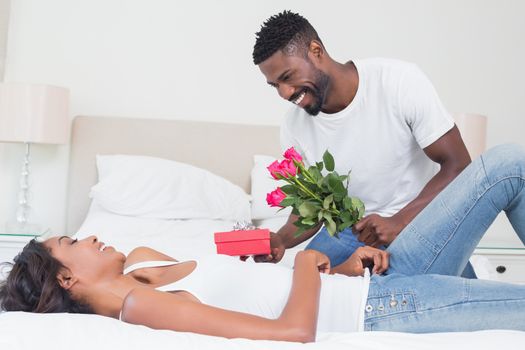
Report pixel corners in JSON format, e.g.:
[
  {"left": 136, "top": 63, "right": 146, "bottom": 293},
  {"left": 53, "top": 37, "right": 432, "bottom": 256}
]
[
  {"left": 308, "top": 167, "right": 323, "bottom": 182},
  {"left": 351, "top": 197, "right": 365, "bottom": 218},
  {"left": 333, "top": 191, "right": 345, "bottom": 202},
  {"left": 316, "top": 161, "right": 324, "bottom": 171},
  {"left": 279, "top": 197, "right": 295, "bottom": 207},
  {"left": 323, "top": 212, "right": 337, "bottom": 236},
  {"left": 293, "top": 220, "right": 315, "bottom": 238},
  {"left": 301, "top": 217, "right": 317, "bottom": 225},
  {"left": 280, "top": 184, "right": 297, "bottom": 195},
  {"left": 298, "top": 201, "right": 319, "bottom": 218},
  {"left": 327, "top": 174, "right": 346, "bottom": 194},
  {"left": 345, "top": 170, "right": 352, "bottom": 189},
  {"left": 326, "top": 174, "right": 337, "bottom": 191},
  {"left": 293, "top": 220, "right": 309, "bottom": 229},
  {"left": 323, "top": 150, "right": 335, "bottom": 172},
  {"left": 340, "top": 210, "right": 352, "bottom": 223},
  {"left": 296, "top": 181, "right": 318, "bottom": 199},
  {"left": 304, "top": 181, "right": 319, "bottom": 193},
  {"left": 337, "top": 219, "right": 354, "bottom": 232},
  {"left": 323, "top": 194, "right": 333, "bottom": 210},
  {"left": 343, "top": 196, "right": 353, "bottom": 210}
]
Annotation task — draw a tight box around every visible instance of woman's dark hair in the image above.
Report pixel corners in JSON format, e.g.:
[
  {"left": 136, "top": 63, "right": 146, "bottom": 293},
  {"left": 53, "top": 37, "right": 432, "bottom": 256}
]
[
  {"left": 253, "top": 10, "right": 322, "bottom": 65},
  {"left": 0, "top": 239, "right": 93, "bottom": 314}
]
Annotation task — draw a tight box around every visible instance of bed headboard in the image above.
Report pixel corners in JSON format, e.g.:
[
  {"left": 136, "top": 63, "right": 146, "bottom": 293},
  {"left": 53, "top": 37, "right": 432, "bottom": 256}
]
[{"left": 66, "top": 116, "right": 281, "bottom": 233}]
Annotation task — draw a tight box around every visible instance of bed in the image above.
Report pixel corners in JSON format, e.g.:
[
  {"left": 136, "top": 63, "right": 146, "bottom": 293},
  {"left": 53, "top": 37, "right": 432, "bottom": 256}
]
[{"left": 1, "top": 115, "right": 524, "bottom": 350}]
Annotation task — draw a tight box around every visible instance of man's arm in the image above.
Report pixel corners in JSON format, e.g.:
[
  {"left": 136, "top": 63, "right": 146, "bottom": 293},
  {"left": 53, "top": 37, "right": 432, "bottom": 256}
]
[
  {"left": 254, "top": 214, "right": 322, "bottom": 263},
  {"left": 356, "top": 125, "right": 471, "bottom": 246}
]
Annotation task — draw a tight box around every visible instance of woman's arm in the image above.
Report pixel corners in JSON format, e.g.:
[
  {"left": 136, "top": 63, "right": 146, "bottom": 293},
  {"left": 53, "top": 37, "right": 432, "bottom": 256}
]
[{"left": 121, "top": 250, "right": 327, "bottom": 342}]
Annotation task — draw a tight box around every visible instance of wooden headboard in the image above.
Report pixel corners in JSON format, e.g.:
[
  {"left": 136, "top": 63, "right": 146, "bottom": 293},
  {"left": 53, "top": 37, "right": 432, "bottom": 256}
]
[{"left": 66, "top": 116, "right": 281, "bottom": 233}]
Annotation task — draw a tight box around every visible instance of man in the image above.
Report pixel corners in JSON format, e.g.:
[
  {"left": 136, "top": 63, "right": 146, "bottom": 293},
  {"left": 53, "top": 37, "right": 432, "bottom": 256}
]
[{"left": 252, "top": 11, "right": 474, "bottom": 275}]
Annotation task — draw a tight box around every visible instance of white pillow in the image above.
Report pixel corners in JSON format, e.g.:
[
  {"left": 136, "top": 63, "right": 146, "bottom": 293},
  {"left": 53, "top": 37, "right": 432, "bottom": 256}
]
[
  {"left": 250, "top": 155, "right": 292, "bottom": 220},
  {"left": 90, "top": 155, "right": 251, "bottom": 221}
]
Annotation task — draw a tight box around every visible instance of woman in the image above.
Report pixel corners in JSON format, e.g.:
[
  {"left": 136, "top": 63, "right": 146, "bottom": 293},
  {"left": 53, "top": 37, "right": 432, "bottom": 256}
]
[{"left": 1, "top": 144, "right": 525, "bottom": 342}]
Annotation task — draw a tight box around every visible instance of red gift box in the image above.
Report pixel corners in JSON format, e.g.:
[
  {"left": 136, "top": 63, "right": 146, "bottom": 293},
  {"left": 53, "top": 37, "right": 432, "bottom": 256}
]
[{"left": 214, "top": 228, "right": 271, "bottom": 256}]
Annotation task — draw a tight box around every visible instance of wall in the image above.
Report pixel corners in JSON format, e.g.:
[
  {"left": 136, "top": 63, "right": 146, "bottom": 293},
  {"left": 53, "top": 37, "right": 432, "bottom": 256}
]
[
  {"left": 0, "top": 0, "right": 10, "bottom": 233},
  {"left": 0, "top": 0, "right": 8, "bottom": 80},
  {"left": 1, "top": 0, "right": 524, "bottom": 245}
]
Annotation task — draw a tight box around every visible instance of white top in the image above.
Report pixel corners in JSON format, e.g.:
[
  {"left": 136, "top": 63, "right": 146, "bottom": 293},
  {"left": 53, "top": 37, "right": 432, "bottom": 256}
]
[
  {"left": 281, "top": 58, "right": 454, "bottom": 217},
  {"left": 124, "top": 254, "right": 370, "bottom": 333}
]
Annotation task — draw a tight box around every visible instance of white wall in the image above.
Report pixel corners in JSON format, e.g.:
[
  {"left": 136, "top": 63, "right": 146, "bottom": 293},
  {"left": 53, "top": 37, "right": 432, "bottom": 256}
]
[
  {"left": 1, "top": 0, "right": 524, "bottom": 245},
  {"left": 0, "top": 0, "right": 8, "bottom": 80}
]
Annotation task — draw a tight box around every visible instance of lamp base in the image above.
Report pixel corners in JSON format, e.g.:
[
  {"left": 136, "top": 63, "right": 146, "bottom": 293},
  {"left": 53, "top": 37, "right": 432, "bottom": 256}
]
[{"left": 5, "top": 221, "right": 43, "bottom": 235}]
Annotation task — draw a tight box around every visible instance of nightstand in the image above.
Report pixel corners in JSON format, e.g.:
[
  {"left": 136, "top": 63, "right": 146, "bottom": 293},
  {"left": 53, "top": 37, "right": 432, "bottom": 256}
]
[
  {"left": 473, "top": 245, "right": 525, "bottom": 284},
  {"left": 0, "top": 233, "right": 41, "bottom": 264}
]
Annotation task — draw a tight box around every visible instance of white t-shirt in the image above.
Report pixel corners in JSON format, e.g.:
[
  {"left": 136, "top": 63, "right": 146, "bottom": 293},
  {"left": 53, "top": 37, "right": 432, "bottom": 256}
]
[{"left": 281, "top": 58, "right": 454, "bottom": 217}]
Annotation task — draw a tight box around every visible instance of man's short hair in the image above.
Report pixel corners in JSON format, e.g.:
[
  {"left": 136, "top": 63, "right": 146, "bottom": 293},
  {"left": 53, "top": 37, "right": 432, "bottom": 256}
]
[{"left": 252, "top": 10, "right": 322, "bottom": 65}]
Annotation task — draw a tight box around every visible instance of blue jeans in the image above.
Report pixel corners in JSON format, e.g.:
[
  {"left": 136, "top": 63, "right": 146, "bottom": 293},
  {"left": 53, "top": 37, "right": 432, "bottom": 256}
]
[
  {"left": 307, "top": 226, "right": 477, "bottom": 278},
  {"left": 364, "top": 144, "right": 525, "bottom": 332},
  {"left": 365, "top": 273, "right": 525, "bottom": 332}
]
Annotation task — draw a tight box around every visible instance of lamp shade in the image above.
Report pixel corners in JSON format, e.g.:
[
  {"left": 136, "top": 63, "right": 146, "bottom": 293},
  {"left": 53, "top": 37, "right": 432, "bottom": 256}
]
[
  {"left": 0, "top": 83, "right": 70, "bottom": 144},
  {"left": 453, "top": 113, "right": 487, "bottom": 160}
]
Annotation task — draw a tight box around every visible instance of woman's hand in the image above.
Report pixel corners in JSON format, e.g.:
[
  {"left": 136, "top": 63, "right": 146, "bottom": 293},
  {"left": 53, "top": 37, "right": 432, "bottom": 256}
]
[
  {"left": 332, "top": 246, "right": 390, "bottom": 277},
  {"left": 295, "top": 250, "right": 330, "bottom": 274}
]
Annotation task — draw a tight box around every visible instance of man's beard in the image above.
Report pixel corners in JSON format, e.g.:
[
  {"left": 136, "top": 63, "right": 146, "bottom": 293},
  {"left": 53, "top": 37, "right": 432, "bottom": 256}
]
[{"left": 303, "top": 67, "right": 330, "bottom": 116}]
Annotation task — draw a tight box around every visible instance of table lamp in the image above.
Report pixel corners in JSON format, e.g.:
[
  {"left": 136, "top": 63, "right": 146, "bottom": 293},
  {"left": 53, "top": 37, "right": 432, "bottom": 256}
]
[
  {"left": 0, "top": 83, "right": 70, "bottom": 234},
  {"left": 453, "top": 113, "right": 487, "bottom": 160}
]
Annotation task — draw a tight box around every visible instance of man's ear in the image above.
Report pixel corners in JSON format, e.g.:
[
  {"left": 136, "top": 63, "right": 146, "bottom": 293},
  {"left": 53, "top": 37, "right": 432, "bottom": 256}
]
[
  {"left": 57, "top": 270, "right": 78, "bottom": 290},
  {"left": 308, "top": 40, "right": 325, "bottom": 61}
]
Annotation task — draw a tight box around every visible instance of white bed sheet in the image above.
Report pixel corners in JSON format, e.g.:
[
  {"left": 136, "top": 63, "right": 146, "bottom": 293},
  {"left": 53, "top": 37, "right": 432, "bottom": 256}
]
[
  {"left": 1, "top": 311, "right": 524, "bottom": 350},
  {"left": 2, "top": 207, "right": 524, "bottom": 349}
]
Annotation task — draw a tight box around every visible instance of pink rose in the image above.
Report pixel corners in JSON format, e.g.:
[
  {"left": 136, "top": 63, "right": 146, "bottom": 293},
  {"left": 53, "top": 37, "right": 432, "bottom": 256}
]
[
  {"left": 266, "top": 187, "right": 287, "bottom": 208},
  {"left": 283, "top": 147, "right": 303, "bottom": 164},
  {"left": 267, "top": 160, "right": 284, "bottom": 179},
  {"left": 279, "top": 159, "right": 298, "bottom": 178},
  {"left": 267, "top": 158, "right": 299, "bottom": 180}
]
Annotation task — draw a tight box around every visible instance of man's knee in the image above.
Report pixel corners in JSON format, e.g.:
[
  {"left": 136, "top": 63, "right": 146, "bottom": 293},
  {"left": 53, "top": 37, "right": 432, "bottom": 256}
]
[{"left": 482, "top": 143, "right": 525, "bottom": 174}]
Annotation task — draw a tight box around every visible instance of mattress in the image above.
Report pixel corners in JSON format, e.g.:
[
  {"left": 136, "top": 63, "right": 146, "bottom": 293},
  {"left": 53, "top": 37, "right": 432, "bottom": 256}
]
[{"left": 2, "top": 206, "right": 523, "bottom": 350}]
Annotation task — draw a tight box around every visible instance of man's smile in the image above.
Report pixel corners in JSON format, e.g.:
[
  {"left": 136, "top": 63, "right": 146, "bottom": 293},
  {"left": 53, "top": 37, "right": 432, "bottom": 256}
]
[{"left": 291, "top": 90, "right": 306, "bottom": 105}]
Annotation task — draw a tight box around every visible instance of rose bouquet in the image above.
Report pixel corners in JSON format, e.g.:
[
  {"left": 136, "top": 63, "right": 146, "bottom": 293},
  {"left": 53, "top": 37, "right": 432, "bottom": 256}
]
[{"left": 266, "top": 147, "right": 365, "bottom": 237}]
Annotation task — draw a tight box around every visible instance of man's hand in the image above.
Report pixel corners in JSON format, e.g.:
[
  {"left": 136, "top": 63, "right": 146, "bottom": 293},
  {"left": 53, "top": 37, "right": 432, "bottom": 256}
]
[
  {"left": 332, "top": 246, "right": 390, "bottom": 276},
  {"left": 354, "top": 214, "right": 404, "bottom": 246},
  {"left": 250, "top": 232, "right": 286, "bottom": 263}
]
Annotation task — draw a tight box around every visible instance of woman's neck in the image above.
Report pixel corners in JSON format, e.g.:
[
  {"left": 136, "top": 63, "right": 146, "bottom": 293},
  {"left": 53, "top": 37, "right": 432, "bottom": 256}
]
[{"left": 84, "top": 274, "right": 147, "bottom": 318}]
